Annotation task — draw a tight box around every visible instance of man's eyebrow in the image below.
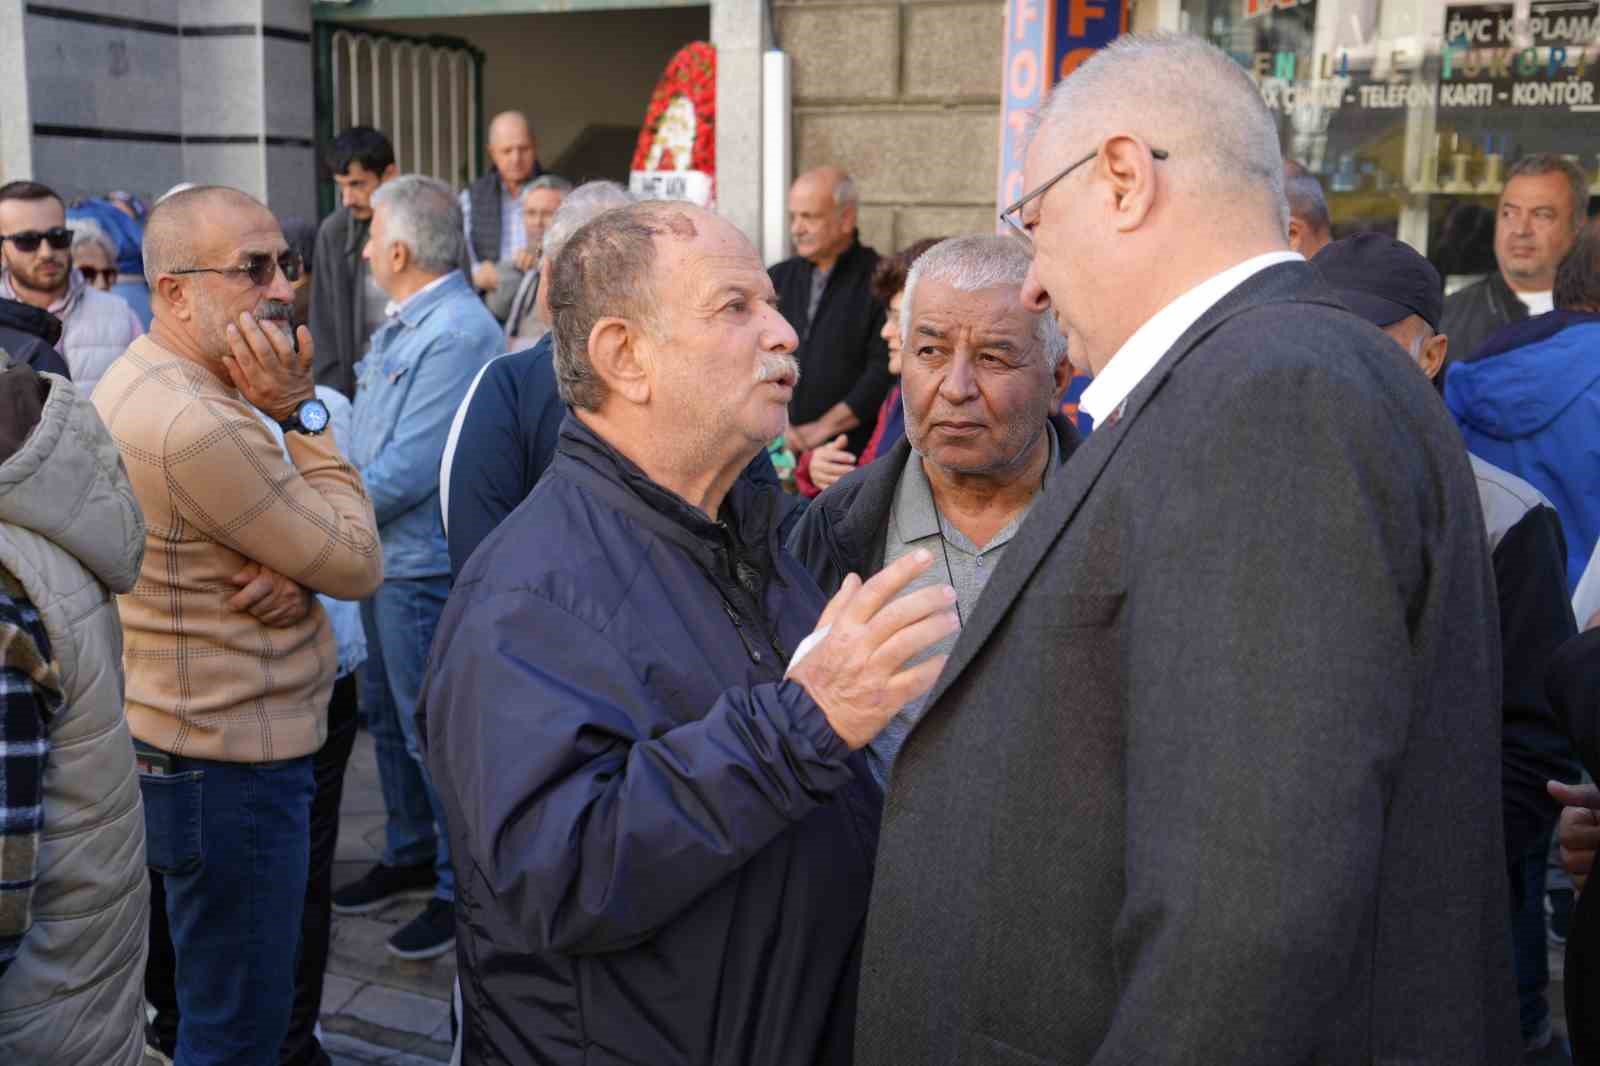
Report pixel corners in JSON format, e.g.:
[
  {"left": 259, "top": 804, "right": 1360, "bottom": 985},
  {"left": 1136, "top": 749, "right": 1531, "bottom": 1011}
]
[{"left": 915, "top": 323, "right": 947, "bottom": 339}]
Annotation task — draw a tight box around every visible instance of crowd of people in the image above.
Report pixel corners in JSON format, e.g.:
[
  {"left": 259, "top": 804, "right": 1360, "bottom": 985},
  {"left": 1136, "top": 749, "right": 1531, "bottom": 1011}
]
[{"left": 1, "top": 30, "right": 1600, "bottom": 1066}]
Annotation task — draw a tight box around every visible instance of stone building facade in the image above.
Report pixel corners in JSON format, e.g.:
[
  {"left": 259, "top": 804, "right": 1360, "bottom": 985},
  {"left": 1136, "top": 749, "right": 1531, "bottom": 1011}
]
[{"left": 775, "top": 0, "right": 1008, "bottom": 251}]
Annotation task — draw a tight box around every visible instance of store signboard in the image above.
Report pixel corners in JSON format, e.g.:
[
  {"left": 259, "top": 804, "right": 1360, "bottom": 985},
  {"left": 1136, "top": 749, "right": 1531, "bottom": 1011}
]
[{"left": 995, "top": 0, "right": 1128, "bottom": 216}]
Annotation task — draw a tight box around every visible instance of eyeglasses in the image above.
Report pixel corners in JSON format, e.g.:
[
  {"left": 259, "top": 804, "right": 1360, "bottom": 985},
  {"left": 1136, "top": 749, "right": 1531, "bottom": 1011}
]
[
  {"left": 169, "top": 250, "right": 303, "bottom": 287},
  {"left": 79, "top": 265, "right": 117, "bottom": 288},
  {"left": 0, "top": 227, "right": 74, "bottom": 254},
  {"left": 1000, "top": 147, "right": 1170, "bottom": 244}
]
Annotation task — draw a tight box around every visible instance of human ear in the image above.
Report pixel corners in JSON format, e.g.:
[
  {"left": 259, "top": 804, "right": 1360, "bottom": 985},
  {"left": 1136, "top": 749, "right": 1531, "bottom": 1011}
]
[
  {"left": 587, "top": 318, "right": 651, "bottom": 404},
  {"left": 1420, "top": 333, "right": 1449, "bottom": 381},
  {"left": 1101, "top": 135, "right": 1159, "bottom": 234},
  {"left": 156, "top": 276, "right": 193, "bottom": 321}
]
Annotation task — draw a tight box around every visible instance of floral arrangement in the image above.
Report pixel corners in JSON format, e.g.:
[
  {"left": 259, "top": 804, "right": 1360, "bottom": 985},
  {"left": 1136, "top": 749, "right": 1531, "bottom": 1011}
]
[{"left": 631, "top": 41, "right": 716, "bottom": 177}]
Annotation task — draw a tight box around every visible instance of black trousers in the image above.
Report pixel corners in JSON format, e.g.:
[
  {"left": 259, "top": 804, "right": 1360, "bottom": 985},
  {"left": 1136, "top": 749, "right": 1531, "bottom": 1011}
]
[{"left": 145, "top": 673, "right": 361, "bottom": 1066}]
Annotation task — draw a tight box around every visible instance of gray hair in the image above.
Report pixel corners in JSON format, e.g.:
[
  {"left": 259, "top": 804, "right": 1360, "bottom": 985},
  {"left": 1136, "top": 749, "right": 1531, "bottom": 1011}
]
[
  {"left": 524, "top": 174, "right": 574, "bottom": 200},
  {"left": 370, "top": 175, "right": 466, "bottom": 274},
  {"left": 70, "top": 218, "right": 119, "bottom": 261},
  {"left": 901, "top": 236, "right": 1068, "bottom": 369},
  {"left": 1032, "top": 33, "right": 1288, "bottom": 235},
  {"left": 541, "top": 180, "right": 634, "bottom": 267},
  {"left": 1506, "top": 153, "right": 1591, "bottom": 232},
  {"left": 1283, "top": 160, "right": 1330, "bottom": 235},
  {"left": 548, "top": 200, "right": 694, "bottom": 410}
]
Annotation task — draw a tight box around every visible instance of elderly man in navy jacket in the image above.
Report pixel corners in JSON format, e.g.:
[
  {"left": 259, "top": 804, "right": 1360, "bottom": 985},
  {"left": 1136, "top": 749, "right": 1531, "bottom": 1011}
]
[{"left": 418, "top": 201, "right": 958, "bottom": 1065}]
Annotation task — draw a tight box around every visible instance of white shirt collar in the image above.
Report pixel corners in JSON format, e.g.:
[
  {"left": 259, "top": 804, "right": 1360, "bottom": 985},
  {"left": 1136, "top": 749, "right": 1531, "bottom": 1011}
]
[
  {"left": 1079, "top": 251, "right": 1304, "bottom": 424},
  {"left": 384, "top": 272, "right": 454, "bottom": 320}
]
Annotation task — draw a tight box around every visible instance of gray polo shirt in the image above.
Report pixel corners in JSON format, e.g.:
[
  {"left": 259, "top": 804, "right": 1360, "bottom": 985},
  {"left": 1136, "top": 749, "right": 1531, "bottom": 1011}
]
[{"left": 868, "top": 432, "right": 1056, "bottom": 785}]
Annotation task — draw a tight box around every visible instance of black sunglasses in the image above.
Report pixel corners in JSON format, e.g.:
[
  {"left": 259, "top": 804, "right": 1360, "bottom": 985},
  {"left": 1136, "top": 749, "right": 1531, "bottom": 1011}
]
[
  {"left": 0, "top": 227, "right": 73, "bottom": 254},
  {"left": 1000, "top": 147, "right": 1170, "bottom": 243},
  {"left": 169, "top": 250, "right": 303, "bottom": 287},
  {"left": 79, "top": 265, "right": 118, "bottom": 286}
]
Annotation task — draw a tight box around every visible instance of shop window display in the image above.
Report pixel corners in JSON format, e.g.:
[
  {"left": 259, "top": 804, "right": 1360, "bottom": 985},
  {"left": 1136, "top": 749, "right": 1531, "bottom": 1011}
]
[{"left": 1182, "top": 0, "right": 1600, "bottom": 286}]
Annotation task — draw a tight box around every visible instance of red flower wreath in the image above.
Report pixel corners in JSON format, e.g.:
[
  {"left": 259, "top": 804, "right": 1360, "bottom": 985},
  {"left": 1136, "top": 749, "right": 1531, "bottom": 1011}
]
[{"left": 632, "top": 41, "right": 716, "bottom": 176}]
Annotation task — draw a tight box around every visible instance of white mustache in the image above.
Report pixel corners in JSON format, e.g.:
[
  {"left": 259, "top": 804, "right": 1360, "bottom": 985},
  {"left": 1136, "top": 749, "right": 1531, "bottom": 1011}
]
[{"left": 754, "top": 353, "right": 800, "bottom": 385}]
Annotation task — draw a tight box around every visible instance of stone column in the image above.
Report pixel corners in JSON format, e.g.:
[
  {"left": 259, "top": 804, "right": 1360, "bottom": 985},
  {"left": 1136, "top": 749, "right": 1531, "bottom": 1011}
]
[
  {"left": 712, "top": 0, "right": 769, "bottom": 251},
  {"left": 0, "top": 0, "right": 34, "bottom": 184}
]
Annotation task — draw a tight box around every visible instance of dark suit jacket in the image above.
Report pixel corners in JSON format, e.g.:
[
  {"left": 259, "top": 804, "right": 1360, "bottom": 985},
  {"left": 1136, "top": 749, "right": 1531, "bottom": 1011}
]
[{"left": 855, "top": 262, "right": 1520, "bottom": 1066}]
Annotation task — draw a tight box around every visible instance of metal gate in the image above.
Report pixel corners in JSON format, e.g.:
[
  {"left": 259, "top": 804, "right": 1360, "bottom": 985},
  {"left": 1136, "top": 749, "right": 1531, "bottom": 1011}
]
[{"left": 313, "top": 26, "right": 485, "bottom": 216}]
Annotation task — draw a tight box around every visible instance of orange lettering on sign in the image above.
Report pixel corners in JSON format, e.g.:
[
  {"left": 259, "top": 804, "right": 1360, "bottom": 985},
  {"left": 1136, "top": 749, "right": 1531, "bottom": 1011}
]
[
  {"left": 1060, "top": 46, "right": 1096, "bottom": 78},
  {"left": 1068, "top": 0, "right": 1107, "bottom": 37}
]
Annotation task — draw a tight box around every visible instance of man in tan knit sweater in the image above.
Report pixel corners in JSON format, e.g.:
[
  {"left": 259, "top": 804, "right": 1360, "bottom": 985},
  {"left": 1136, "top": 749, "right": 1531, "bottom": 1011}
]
[{"left": 94, "top": 185, "right": 382, "bottom": 1066}]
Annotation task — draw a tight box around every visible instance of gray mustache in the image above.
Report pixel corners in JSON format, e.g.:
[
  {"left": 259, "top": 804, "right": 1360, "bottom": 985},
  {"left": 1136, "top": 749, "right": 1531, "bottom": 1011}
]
[{"left": 754, "top": 353, "right": 800, "bottom": 385}]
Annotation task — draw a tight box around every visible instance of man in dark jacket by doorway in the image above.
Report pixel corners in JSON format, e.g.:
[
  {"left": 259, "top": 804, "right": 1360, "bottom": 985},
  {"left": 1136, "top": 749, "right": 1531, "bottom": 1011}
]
[
  {"left": 771, "top": 167, "right": 893, "bottom": 463},
  {"left": 418, "top": 201, "right": 958, "bottom": 1065},
  {"left": 309, "top": 126, "right": 397, "bottom": 399},
  {"left": 788, "top": 236, "right": 1079, "bottom": 784}
]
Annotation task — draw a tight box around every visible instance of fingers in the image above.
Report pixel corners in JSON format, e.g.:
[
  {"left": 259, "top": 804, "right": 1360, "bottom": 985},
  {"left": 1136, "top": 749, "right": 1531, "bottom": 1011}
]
[
  {"left": 871, "top": 610, "right": 960, "bottom": 673},
  {"left": 883, "top": 654, "right": 949, "bottom": 709},
  {"left": 294, "top": 325, "right": 315, "bottom": 377},
  {"left": 227, "top": 570, "right": 276, "bottom": 612},
  {"left": 842, "top": 549, "right": 935, "bottom": 627},
  {"left": 815, "top": 573, "right": 862, "bottom": 632},
  {"left": 864, "top": 582, "right": 958, "bottom": 643},
  {"left": 1549, "top": 780, "right": 1600, "bottom": 808},
  {"left": 228, "top": 562, "right": 261, "bottom": 588},
  {"left": 829, "top": 434, "right": 847, "bottom": 448}
]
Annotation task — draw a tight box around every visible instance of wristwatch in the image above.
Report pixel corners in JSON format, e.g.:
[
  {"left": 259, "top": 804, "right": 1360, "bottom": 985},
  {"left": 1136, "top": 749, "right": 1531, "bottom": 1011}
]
[{"left": 278, "top": 397, "right": 331, "bottom": 436}]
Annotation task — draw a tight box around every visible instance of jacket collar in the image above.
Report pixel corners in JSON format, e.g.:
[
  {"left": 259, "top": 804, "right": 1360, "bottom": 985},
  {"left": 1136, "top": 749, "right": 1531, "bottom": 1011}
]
[
  {"left": 555, "top": 415, "right": 782, "bottom": 562},
  {"left": 821, "top": 413, "right": 1079, "bottom": 577},
  {"left": 915, "top": 261, "right": 1333, "bottom": 718},
  {"left": 1469, "top": 308, "right": 1600, "bottom": 361},
  {"left": 340, "top": 208, "right": 370, "bottom": 257},
  {"left": 0, "top": 296, "right": 62, "bottom": 347},
  {"left": 384, "top": 270, "right": 470, "bottom": 332}
]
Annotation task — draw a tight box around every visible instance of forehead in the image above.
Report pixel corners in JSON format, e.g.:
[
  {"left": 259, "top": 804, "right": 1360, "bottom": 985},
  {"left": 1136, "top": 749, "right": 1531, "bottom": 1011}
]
[
  {"left": 199, "top": 202, "right": 287, "bottom": 258},
  {"left": 75, "top": 242, "right": 114, "bottom": 262},
  {"left": 335, "top": 163, "right": 379, "bottom": 184},
  {"left": 0, "top": 196, "right": 65, "bottom": 227},
  {"left": 1503, "top": 171, "right": 1573, "bottom": 208},
  {"left": 911, "top": 279, "right": 1033, "bottom": 334},
  {"left": 492, "top": 124, "right": 533, "bottom": 148},
  {"left": 524, "top": 189, "right": 564, "bottom": 209},
  {"left": 660, "top": 216, "right": 768, "bottom": 291},
  {"left": 788, "top": 178, "right": 835, "bottom": 209}
]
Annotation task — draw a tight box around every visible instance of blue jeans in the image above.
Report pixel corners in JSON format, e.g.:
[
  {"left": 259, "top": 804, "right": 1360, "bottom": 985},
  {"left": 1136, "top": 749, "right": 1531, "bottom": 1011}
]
[
  {"left": 361, "top": 576, "right": 454, "bottom": 901},
  {"left": 140, "top": 748, "right": 314, "bottom": 1066}
]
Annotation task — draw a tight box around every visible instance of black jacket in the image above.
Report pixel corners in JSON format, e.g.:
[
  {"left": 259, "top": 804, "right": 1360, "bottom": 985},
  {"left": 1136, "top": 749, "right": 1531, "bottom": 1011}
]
[
  {"left": 770, "top": 235, "right": 892, "bottom": 454},
  {"left": 1545, "top": 628, "right": 1600, "bottom": 1066},
  {"left": 786, "top": 414, "right": 1081, "bottom": 596},
  {"left": 308, "top": 207, "right": 368, "bottom": 399},
  {"left": 1443, "top": 268, "right": 1532, "bottom": 364},
  {"left": 0, "top": 298, "right": 69, "bottom": 381},
  {"left": 419, "top": 416, "right": 879, "bottom": 1066}
]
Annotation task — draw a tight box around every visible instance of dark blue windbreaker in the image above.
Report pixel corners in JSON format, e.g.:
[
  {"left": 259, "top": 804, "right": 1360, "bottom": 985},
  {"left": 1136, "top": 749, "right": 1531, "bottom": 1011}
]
[{"left": 419, "top": 415, "right": 880, "bottom": 1066}]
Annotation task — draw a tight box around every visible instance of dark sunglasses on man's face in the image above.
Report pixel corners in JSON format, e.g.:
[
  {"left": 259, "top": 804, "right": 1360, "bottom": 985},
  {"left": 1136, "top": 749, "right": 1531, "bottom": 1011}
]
[
  {"left": 80, "top": 265, "right": 117, "bottom": 287},
  {"left": 170, "top": 250, "right": 303, "bottom": 288},
  {"left": 0, "top": 227, "right": 73, "bottom": 254}
]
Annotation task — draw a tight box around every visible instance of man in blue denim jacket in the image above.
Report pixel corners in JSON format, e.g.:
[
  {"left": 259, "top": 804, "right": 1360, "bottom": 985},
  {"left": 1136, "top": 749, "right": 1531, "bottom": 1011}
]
[{"left": 336, "top": 175, "right": 501, "bottom": 961}]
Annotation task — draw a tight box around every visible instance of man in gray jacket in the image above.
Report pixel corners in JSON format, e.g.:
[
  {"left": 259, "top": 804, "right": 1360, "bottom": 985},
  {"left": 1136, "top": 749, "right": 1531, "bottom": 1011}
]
[
  {"left": 0, "top": 353, "right": 160, "bottom": 1065},
  {"left": 857, "top": 34, "right": 1518, "bottom": 1066}
]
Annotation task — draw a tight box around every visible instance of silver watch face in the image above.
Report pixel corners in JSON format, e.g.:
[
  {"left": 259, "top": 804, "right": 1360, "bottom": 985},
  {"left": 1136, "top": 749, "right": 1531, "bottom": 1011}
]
[{"left": 299, "top": 399, "right": 331, "bottom": 433}]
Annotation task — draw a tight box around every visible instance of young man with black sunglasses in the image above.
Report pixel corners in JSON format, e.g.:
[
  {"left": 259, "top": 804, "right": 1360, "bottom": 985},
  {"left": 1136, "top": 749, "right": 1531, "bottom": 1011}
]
[{"left": 0, "top": 181, "right": 142, "bottom": 396}]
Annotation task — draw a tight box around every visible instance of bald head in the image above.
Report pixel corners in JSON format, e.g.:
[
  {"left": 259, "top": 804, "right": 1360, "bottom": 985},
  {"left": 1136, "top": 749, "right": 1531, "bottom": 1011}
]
[
  {"left": 143, "top": 185, "right": 273, "bottom": 287},
  {"left": 1033, "top": 33, "right": 1287, "bottom": 234},
  {"left": 488, "top": 111, "right": 538, "bottom": 189},
  {"left": 788, "top": 166, "right": 859, "bottom": 269}
]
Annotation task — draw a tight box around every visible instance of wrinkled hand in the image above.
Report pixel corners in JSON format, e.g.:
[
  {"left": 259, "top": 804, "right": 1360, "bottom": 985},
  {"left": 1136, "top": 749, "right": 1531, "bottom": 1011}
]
[
  {"left": 228, "top": 561, "right": 313, "bottom": 628},
  {"left": 223, "top": 314, "right": 315, "bottom": 422},
  {"left": 472, "top": 261, "right": 501, "bottom": 293},
  {"left": 513, "top": 248, "right": 538, "bottom": 273},
  {"left": 1550, "top": 780, "right": 1600, "bottom": 893},
  {"left": 810, "top": 435, "right": 857, "bottom": 491},
  {"left": 787, "top": 550, "right": 959, "bottom": 750}
]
